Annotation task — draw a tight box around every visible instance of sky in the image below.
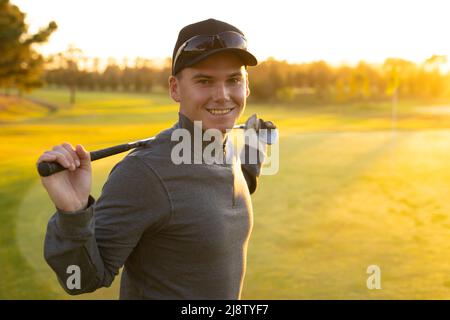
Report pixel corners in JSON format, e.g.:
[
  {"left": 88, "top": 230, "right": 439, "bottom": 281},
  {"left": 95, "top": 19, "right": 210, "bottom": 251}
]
[{"left": 11, "top": 0, "right": 450, "bottom": 67}]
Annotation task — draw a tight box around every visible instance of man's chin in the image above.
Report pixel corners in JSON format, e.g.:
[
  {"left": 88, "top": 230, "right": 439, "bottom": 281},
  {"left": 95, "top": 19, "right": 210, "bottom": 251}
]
[{"left": 203, "top": 123, "right": 234, "bottom": 134}]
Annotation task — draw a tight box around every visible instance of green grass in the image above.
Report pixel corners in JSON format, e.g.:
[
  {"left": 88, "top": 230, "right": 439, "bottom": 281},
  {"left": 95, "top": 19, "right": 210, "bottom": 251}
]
[{"left": 1, "top": 88, "right": 450, "bottom": 299}]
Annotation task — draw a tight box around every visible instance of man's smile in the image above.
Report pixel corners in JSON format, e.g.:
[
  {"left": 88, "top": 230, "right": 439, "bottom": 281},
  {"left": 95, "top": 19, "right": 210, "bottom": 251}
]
[{"left": 205, "top": 107, "right": 235, "bottom": 116}]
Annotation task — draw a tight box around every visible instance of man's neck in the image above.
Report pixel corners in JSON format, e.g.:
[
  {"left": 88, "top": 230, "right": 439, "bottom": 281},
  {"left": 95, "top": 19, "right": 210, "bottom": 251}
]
[{"left": 178, "top": 112, "right": 229, "bottom": 144}]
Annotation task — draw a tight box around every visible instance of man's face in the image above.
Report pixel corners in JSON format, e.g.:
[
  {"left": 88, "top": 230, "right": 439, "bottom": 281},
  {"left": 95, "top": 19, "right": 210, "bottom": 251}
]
[{"left": 169, "top": 52, "right": 250, "bottom": 133}]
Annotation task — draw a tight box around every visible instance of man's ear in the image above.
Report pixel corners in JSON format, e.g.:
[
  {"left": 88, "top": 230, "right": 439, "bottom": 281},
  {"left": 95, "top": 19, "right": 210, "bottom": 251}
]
[
  {"left": 245, "top": 70, "right": 250, "bottom": 97},
  {"left": 169, "top": 75, "right": 181, "bottom": 102}
]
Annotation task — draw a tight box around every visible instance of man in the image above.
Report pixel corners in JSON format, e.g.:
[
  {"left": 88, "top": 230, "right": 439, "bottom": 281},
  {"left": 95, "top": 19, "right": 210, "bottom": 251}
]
[{"left": 38, "top": 18, "right": 275, "bottom": 299}]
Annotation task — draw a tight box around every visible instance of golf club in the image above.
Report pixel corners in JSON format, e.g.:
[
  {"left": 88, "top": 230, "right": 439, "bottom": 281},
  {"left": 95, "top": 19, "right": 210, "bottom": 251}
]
[{"left": 37, "top": 114, "right": 277, "bottom": 177}]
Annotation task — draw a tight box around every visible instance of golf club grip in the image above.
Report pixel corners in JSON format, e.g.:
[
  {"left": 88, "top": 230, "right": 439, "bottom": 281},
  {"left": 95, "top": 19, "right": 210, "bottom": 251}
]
[{"left": 37, "top": 143, "right": 132, "bottom": 177}]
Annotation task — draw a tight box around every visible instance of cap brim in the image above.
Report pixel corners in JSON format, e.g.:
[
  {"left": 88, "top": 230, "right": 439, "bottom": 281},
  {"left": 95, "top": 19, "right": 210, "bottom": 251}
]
[{"left": 183, "top": 48, "right": 258, "bottom": 70}]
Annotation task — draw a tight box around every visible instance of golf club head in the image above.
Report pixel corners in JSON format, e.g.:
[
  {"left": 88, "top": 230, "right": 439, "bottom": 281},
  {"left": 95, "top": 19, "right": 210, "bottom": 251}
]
[
  {"left": 245, "top": 113, "right": 259, "bottom": 131},
  {"left": 244, "top": 113, "right": 278, "bottom": 145}
]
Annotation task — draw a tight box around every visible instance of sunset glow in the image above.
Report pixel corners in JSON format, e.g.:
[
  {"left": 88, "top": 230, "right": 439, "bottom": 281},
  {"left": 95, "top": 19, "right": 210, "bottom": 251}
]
[{"left": 12, "top": 0, "right": 450, "bottom": 67}]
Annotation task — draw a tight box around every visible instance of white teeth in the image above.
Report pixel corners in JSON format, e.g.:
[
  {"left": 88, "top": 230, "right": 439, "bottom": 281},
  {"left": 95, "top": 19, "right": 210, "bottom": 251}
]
[{"left": 207, "top": 108, "right": 233, "bottom": 115}]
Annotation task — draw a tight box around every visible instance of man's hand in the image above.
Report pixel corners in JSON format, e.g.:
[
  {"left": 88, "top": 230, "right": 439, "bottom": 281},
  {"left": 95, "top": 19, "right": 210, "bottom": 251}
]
[{"left": 36, "top": 143, "right": 92, "bottom": 212}]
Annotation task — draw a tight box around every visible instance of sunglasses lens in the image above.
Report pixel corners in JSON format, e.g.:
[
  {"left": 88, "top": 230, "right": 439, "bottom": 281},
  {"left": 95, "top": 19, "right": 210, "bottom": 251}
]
[
  {"left": 184, "top": 37, "right": 215, "bottom": 52},
  {"left": 173, "top": 31, "right": 249, "bottom": 73},
  {"left": 183, "top": 32, "right": 247, "bottom": 53},
  {"left": 218, "top": 32, "right": 247, "bottom": 49}
]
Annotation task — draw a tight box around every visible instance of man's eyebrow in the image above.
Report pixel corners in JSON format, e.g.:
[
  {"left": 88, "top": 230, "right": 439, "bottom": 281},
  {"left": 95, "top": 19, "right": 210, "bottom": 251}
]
[
  {"left": 191, "top": 72, "right": 244, "bottom": 80},
  {"left": 191, "top": 73, "right": 213, "bottom": 80},
  {"left": 228, "top": 72, "right": 244, "bottom": 78}
]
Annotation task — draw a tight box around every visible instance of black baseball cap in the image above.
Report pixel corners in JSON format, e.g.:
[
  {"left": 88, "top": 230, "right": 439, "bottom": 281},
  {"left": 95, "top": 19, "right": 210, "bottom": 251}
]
[{"left": 171, "top": 18, "right": 258, "bottom": 75}]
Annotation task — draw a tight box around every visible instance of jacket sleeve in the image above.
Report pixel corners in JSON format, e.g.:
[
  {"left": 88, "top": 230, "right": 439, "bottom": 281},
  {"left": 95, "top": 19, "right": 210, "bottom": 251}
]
[{"left": 43, "top": 155, "right": 171, "bottom": 295}]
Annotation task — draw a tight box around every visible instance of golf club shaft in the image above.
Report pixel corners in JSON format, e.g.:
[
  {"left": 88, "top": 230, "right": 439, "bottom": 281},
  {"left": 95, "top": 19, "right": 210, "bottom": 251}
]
[{"left": 37, "top": 124, "right": 246, "bottom": 177}]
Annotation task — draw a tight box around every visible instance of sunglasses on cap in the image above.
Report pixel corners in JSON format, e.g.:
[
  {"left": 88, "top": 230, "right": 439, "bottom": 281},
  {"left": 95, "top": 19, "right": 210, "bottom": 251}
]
[{"left": 173, "top": 31, "right": 248, "bottom": 73}]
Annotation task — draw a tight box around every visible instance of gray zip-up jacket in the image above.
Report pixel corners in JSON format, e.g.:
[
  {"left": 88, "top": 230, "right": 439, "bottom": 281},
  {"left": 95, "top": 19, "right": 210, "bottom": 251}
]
[{"left": 44, "top": 112, "right": 264, "bottom": 299}]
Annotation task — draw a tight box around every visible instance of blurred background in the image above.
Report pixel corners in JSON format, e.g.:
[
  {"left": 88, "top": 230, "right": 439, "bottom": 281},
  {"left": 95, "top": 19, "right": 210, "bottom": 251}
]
[{"left": 1, "top": 0, "right": 450, "bottom": 299}]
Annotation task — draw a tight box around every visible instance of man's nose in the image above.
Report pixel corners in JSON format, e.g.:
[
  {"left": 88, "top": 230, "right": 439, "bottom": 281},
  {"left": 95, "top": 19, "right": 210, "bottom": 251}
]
[{"left": 212, "top": 82, "right": 230, "bottom": 102}]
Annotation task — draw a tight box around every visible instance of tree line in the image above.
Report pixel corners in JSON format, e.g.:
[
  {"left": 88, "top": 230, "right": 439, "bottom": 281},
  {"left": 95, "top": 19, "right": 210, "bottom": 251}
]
[
  {"left": 43, "top": 53, "right": 450, "bottom": 104},
  {"left": 247, "top": 55, "right": 450, "bottom": 104},
  {"left": 2, "top": 0, "right": 449, "bottom": 105},
  {"left": 42, "top": 47, "right": 172, "bottom": 103},
  {"left": 44, "top": 48, "right": 171, "bottom": 102}
]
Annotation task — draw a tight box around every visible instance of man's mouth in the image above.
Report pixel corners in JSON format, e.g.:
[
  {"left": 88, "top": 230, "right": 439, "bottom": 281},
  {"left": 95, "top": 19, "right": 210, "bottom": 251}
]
[{"left": 206, "top": 107, "right": 235, "bottom": 116}]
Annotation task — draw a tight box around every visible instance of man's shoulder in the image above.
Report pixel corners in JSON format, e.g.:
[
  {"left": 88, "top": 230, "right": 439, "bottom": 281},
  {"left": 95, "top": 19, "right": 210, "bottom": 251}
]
[
  {"left": 120, "top": 124, "right": 178, "bottom": 174},
  {"left": 104, "top": 147, "right": 167, "bottom": 191}
]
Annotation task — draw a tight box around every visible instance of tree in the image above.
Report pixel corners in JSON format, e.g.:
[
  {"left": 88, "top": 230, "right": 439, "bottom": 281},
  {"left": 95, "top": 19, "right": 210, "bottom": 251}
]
[
  {"left": 62, "top": 45, "right": 83, "bottom": 104},
  {"left": 423, "top": 55, "right": 448, "bottom": 98},
  {"left": 0, "top": 0, "right": 57, "bottom": 93},
  {"left": 103, "top": 58, "right": 121, "bottom": 91}
]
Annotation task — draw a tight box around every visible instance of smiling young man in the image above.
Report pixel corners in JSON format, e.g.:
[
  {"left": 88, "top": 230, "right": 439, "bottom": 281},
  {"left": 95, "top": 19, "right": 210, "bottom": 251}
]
[
  {"left": 170, "top": 51, "right": 249, "bottom": 135},
  {"left": 40, "top": 18, "right": 274, "bottom": 299}
]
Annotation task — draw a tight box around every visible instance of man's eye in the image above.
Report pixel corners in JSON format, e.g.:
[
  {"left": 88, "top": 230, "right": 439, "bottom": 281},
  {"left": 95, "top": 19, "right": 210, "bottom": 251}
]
[
  {"left": 198, "top": 79, "right": 211, "bottom": 84},
  {"left": 230, "top": 78, "right": 242, "bottom": 84}
]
